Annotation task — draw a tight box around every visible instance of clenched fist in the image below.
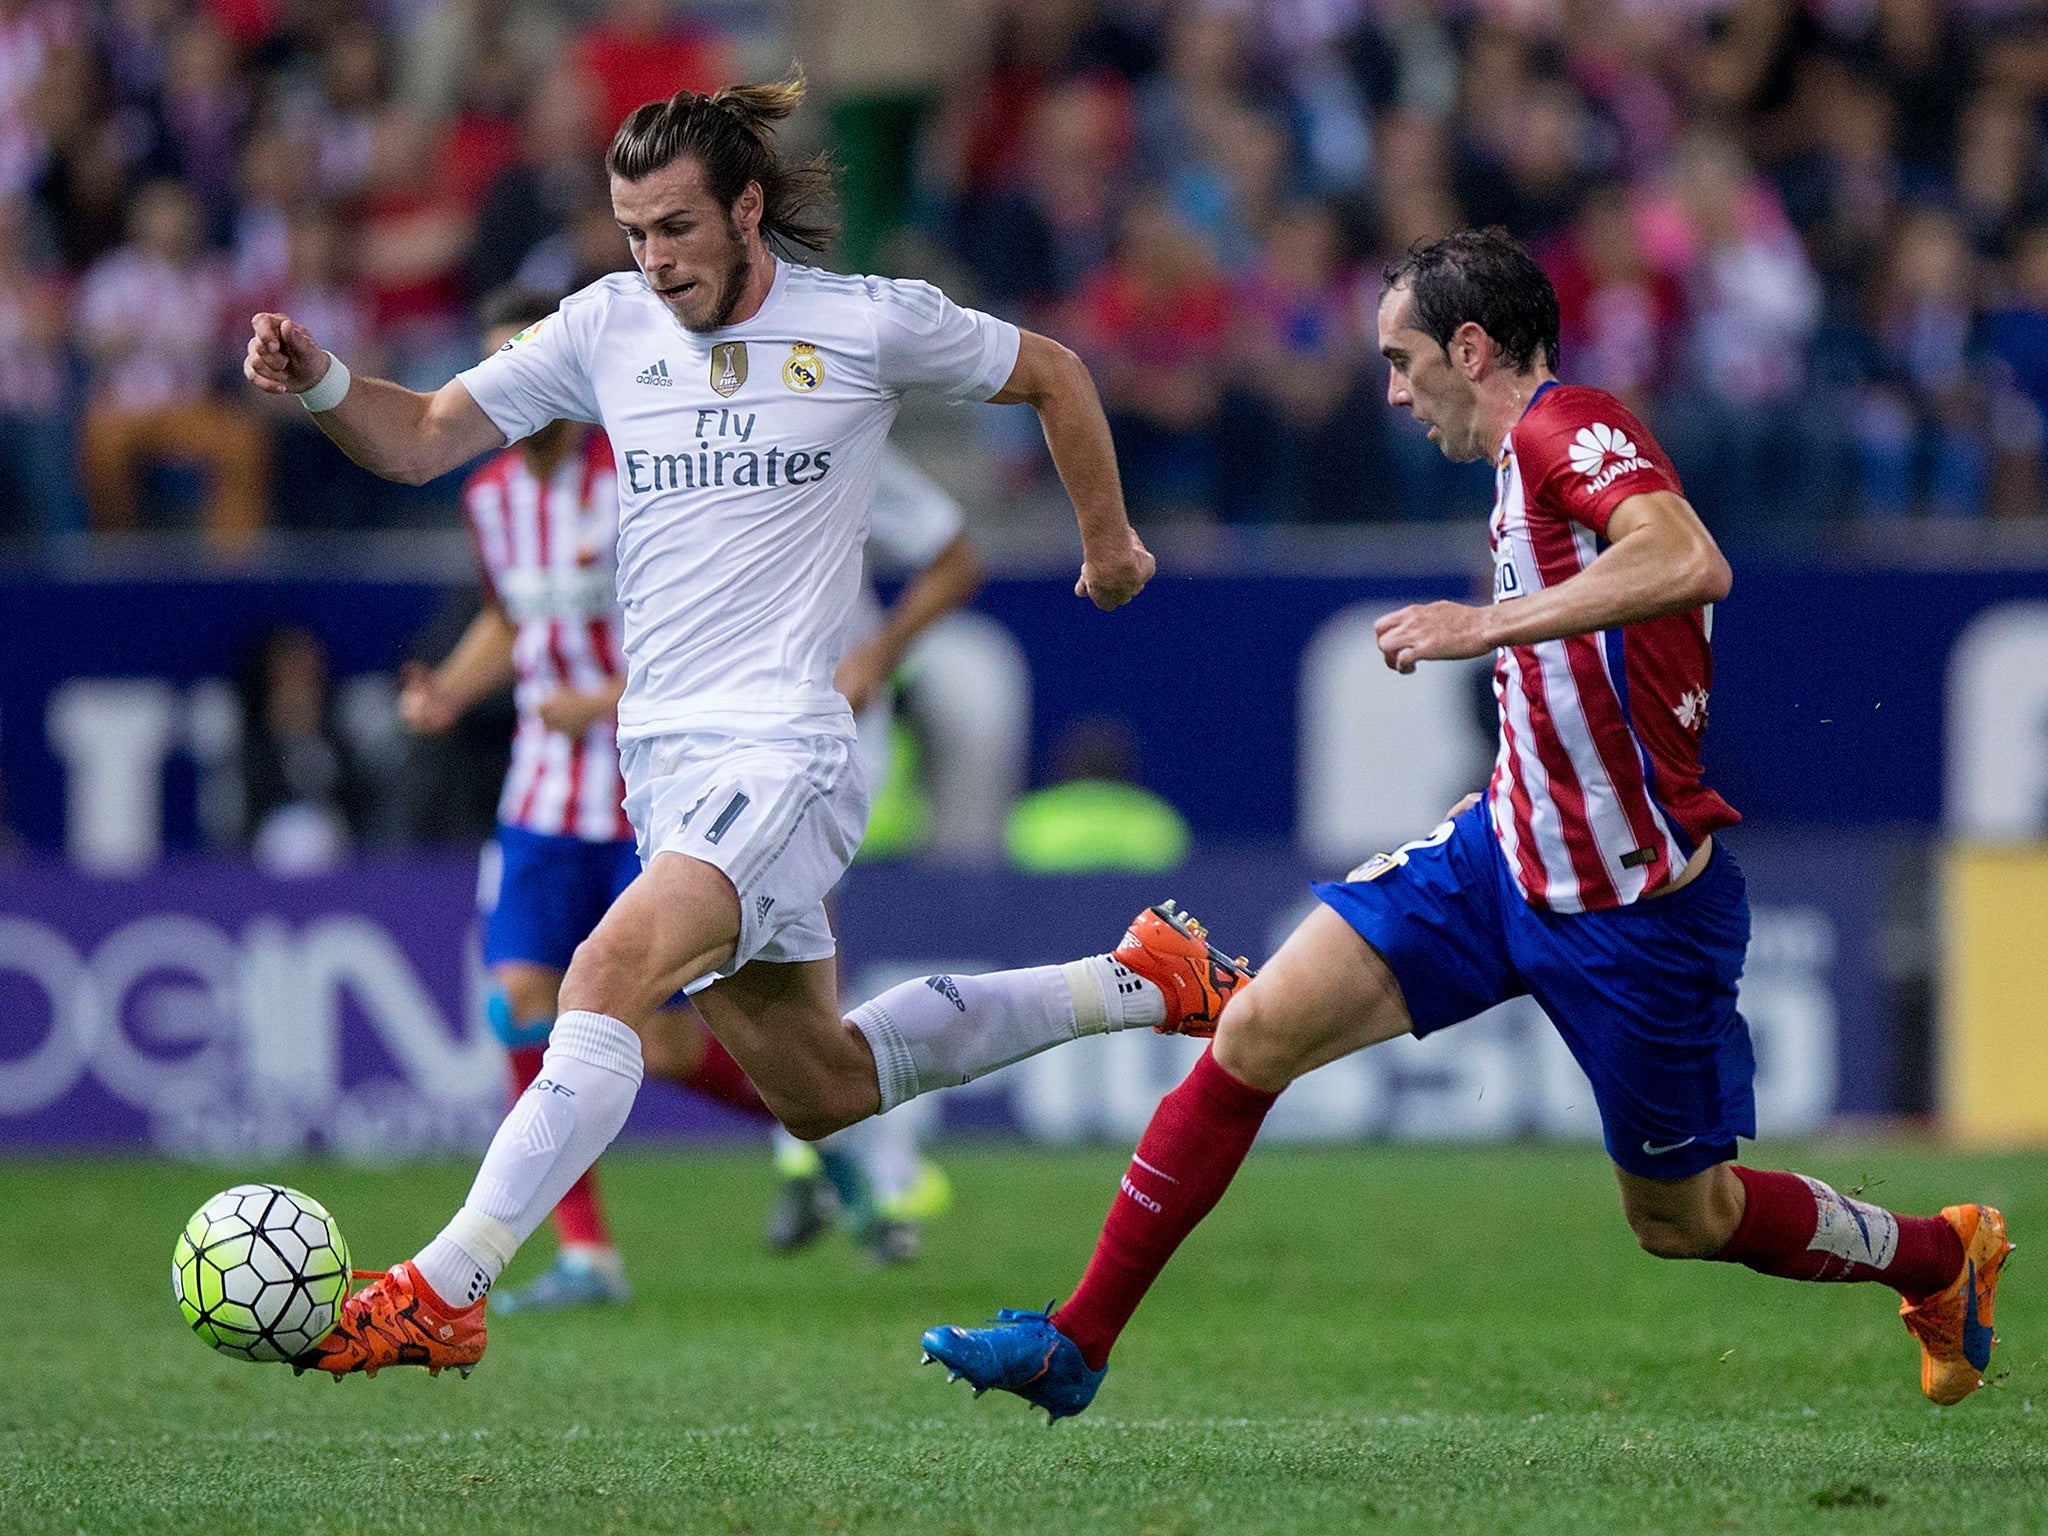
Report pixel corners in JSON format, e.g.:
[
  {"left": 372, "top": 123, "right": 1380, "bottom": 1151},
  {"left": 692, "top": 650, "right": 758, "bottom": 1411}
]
[
  {"left": 245, "top": 313, "right": 331, "bottom": 397},
  {"left": 1075, "top": 532, "right": 1156, "bottom": 611}
]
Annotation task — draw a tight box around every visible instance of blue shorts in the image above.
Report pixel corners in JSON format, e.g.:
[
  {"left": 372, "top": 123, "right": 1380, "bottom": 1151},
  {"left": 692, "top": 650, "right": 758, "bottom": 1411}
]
[
  {"left": 481, "top": 823, "right": 641, "bottom": 972},
  {"left": 1313, "top": 802, "right": 1755, "bottom": 1180}
]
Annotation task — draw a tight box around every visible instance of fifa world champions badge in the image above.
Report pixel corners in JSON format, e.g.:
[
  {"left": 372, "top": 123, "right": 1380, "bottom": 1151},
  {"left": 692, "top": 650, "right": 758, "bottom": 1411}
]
[
  {"left": 783, "top": 342, "right": 822, "bottom": 393},
  {"left": 710, "top": 342, "right": 747, "bottom": 397}
]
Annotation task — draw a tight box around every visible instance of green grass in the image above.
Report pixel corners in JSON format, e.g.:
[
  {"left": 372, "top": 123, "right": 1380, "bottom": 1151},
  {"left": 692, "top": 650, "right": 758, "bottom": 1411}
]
[{"left": 2, "top": 1143, "right": 2044, "bottom": 1535}]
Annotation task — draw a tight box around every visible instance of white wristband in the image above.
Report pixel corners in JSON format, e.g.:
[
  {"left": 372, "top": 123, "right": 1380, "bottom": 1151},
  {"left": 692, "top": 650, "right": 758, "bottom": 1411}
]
[{"left": 298, "top": 354, "right": 351, "bottom": 413}]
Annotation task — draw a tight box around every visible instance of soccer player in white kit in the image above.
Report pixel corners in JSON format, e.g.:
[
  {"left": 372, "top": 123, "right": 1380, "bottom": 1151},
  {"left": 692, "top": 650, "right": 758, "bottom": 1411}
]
[
  {"left": 399, "top": 289, "right": 971, "bottom": 1311},
  {"left": 244, "top": 77, "right": 1215, "bottom": 1379}
]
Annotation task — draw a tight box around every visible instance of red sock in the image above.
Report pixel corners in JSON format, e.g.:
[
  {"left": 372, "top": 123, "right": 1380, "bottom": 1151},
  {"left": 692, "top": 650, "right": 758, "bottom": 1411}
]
[
  {"left": 1715, "top": 1166, "right": 1962, "bottom": 1300},
  {"left": 508, "top": 1044, "right": 613, "bottom": 1249},
  {"left": 680, "top": 1031, "right": 772, "bottom": 1120},
  {"left": 1053, "top": 1048, "right": 1278, "bottom": 1370}
]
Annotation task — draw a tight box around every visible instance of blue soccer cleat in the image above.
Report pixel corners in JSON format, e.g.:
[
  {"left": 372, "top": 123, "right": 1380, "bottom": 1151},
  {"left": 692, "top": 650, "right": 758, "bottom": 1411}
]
[
  {"left": 920, "top": 1304, "right": 1106, "bottom": 1423},
  {"left": 491, "top": 1250, "right": 630, "bottom": 1316}
]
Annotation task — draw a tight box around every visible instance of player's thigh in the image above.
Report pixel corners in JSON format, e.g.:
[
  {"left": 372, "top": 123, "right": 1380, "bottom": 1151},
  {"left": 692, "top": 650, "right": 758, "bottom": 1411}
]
[
  {"left": 691, "top": 955, "right": 876, "bottom": 1134},
  {"left": 1213, "top": 904, "right": 1415, "bottom": 1093},
  {"left": 1516, "top": 845, "right": 1755, "bottom": 1184},
  {"left": 560, "top": 851, "right": 743, "bottom": 1022},
  {"left": 1225, "top": 804, "right": 1523, "bottom": 1092}
]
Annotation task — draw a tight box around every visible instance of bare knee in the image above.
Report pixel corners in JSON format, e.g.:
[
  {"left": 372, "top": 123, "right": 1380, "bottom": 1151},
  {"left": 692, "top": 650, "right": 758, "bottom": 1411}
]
[
  {"left": 1211, "top": 986, "right": 1317, "bottom": 1093},
  {"left": 1618, "top": 1162, "right": 1743, "bottom": 1260},
  {"left": 562, "top": 926, "right": 653, "bottom": 1017},
  {"left": 771, "top": 1091, "right": 867, "bottom": 1143},
  {"left": 495, "top": 964, "right": 562, "bottom": 1027},
  {"left": 1627, "top": 1211, "right": 1723, "bottom": 1260}
]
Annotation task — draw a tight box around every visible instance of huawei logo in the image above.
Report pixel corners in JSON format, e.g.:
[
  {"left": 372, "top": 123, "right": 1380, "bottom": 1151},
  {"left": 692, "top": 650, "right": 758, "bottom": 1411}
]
[{"left": 1569, "top": 424, "right": 1651, "bottom": 491}]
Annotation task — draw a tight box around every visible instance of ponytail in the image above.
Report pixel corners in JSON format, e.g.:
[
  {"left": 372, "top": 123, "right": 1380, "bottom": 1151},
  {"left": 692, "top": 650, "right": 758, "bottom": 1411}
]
[{"left": 607, "top": 69, "right": 840, "bottom": 256}]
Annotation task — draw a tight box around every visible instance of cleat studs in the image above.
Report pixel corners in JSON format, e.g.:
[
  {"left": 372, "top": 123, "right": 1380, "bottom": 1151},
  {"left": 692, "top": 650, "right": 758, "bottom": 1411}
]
[
  {"left": 459, "top": 1366, "right": 474, "bottom": 1379},
  {"left": 948, "top": 1371, "right": 964, "bottom": 1383},
  {"left": 920, "top": 1352, "right": 936, "bottom": 1365},
  {"left": 973, "top": 1387, "right": 988, "bottom": 1399}
]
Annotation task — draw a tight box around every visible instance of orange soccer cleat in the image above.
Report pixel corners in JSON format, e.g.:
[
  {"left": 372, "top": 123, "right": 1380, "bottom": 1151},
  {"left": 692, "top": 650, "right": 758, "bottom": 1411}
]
[
  {"left": 293, "top": 1261, "right": 487, "bottom": 1380},
  {"left": 1112, "top": 900, "right": 1255, "bottom": 1039},
  {"left": 1899, "top": 1204, "right": 2013, "bottom": 1406}
]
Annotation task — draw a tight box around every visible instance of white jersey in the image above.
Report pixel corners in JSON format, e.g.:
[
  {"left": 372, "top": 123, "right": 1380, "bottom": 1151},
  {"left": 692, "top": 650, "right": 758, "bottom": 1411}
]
[{"left": 457, "top": 261, "right": 1017, "bottom": 746}]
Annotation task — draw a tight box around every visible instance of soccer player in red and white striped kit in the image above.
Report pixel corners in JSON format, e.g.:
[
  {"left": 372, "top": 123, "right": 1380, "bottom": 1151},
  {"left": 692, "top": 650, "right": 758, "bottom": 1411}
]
[{"left": 924, "top": 228, "right": 2012, "bottom": 1421}]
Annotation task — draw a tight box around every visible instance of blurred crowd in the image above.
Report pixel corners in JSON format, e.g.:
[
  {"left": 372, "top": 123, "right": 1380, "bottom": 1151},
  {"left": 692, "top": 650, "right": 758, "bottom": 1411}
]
[{"left": 10, "top": 0, "right": 2048, "bottom": 542}]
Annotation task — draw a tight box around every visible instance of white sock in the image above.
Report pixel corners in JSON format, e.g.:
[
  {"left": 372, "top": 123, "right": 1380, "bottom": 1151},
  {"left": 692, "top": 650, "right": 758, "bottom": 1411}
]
[
  {"left": 411, "top": 1010, "right": 643, "bottom": 1304},
  {"left": 848, "top": 956, "right": 1163, "bottom": 1112}
]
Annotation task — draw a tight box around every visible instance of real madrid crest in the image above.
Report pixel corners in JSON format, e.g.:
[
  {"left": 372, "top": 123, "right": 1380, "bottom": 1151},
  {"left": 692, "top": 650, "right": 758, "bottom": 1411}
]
[
  {"left": 710, "top": 342, "right": 747, "bottom": 398},
  {"left": 783, "top": 342, "right": 822, "bottom": 393}
]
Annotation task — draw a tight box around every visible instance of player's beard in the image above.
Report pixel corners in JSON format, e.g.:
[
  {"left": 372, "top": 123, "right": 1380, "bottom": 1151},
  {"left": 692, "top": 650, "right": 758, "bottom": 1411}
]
[{"left": 682, "top": 215, "right": 753, "bottom": 334}]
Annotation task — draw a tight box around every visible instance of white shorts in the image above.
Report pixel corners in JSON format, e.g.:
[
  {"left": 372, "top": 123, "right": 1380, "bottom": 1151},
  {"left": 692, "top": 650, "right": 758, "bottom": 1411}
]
[{"left": 619, "top": 730, "right": 870, "bottom": 987}]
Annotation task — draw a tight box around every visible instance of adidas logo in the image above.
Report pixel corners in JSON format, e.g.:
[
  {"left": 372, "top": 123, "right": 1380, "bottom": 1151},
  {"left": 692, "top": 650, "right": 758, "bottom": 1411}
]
[
  {"left": 924, "top": 974, "right": 967, "bottom": 1013},
  {"left": 635, "top": 359, "right": 673, "bottom": 386},
  {"left": 756, "top": 894, "right": 775, "bottom": 921}
]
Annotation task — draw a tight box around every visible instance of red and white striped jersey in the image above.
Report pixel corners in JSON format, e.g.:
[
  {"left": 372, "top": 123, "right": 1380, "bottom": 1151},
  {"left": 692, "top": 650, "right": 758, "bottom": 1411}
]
[
  {"left": 1486, "top": 383, "right": 1739, "bottom": 913},
  {"left": 464, "top": 428, "right": 633, "bottom": 843}
]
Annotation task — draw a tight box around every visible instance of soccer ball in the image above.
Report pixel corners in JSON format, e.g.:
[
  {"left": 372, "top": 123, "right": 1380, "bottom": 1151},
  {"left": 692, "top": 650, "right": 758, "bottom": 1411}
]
[{"left": 172, "top": 1184, "right": 351, "bottom": 1362}]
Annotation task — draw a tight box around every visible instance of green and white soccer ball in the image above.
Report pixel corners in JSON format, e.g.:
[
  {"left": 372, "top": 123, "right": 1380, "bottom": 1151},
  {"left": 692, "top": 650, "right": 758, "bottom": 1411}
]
[{"left": 172, "top": 1184, "right": 351, "bottom": 1362}]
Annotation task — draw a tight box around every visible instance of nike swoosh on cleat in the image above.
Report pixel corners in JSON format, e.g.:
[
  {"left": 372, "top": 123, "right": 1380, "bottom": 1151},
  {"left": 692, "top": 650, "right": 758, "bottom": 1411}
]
[
  {"left": 1641, "top": 1136, "right": 1697, "bottom": 1156},
  {"left": 1962, "top": 1260, "right": 1994, "bottom": 1371}
]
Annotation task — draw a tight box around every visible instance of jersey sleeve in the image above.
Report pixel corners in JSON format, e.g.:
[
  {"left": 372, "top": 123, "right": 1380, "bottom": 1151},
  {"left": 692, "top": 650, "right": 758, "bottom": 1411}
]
[
  {"left": 867, "top": 444, "right": 964, "bottom": 570},
  {"left": 866, "top": 276, "right": 1021, "bottom": 404},
  {"left": 455, "top": 301, "right": 602, "bottom": 443},
  {"left": 1520, "top": 391, "right": 1682, "bottom": 536}
]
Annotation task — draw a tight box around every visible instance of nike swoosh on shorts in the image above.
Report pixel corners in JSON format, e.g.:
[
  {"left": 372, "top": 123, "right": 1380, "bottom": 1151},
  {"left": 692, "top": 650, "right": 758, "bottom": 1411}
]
[{"left": 1641, "top": 1136, "right": 1698, "bottom": 1156}]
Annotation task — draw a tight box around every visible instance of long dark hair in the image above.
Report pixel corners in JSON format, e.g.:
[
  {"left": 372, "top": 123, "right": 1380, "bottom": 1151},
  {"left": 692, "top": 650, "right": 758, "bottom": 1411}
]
[{"left": 606, "top": 73, "right": 839, "bottom": 256}]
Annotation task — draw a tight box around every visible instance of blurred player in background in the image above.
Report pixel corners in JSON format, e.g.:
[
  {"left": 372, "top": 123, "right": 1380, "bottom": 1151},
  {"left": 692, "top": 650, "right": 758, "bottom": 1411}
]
[
  {"left": 924, "top": 228, "right": 2012, "bottom": 1420},
  {"left": 402, "top": 288, "right": 973, "bottom": 1300},
  {"left": 250, "top": 76, "right": 1166, "bottom": 1380}
]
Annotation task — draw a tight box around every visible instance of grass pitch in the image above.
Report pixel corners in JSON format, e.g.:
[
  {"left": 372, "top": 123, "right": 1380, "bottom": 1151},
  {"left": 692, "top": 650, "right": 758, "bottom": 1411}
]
[{"left": 1, "top": 1143, "right": 2043, "bottom": 1535}]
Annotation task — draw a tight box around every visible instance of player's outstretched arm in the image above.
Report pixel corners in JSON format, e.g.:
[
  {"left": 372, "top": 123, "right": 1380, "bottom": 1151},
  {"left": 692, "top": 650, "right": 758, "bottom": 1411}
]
[
  {"left": 991, "top": 330, "right": 1153, "bottom": 610},
  {"left": 1375, "top": 491, "right": 1731, "bottom": 672},
  {"left": 245, "top": 313, "right": 507, "bottom": 486},
  {"left": 398, "top": 604, "right": 516, "bottom": 734},
  {"left": 837, "top": 531, "right": 984, "bottom": 712}
]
